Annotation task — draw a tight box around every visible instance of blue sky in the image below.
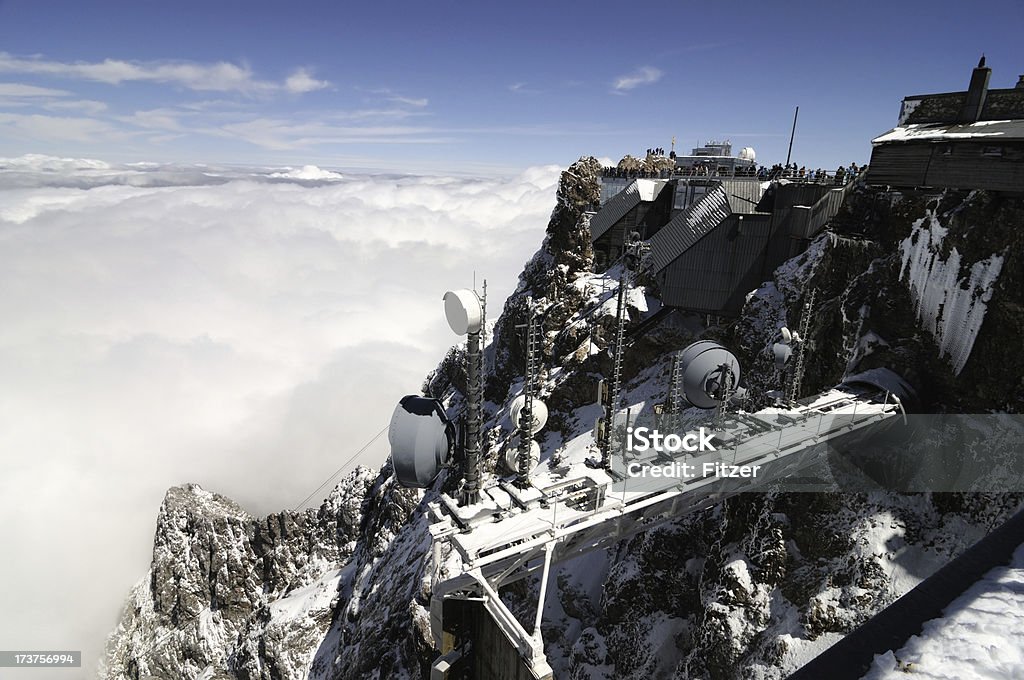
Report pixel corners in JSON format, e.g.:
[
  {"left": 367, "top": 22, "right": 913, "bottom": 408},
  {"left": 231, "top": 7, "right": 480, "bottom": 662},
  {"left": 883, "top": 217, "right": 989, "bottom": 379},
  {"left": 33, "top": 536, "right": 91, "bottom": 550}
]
[{"left": 1, "top": 0, "right": 1022, "bottom": 174}]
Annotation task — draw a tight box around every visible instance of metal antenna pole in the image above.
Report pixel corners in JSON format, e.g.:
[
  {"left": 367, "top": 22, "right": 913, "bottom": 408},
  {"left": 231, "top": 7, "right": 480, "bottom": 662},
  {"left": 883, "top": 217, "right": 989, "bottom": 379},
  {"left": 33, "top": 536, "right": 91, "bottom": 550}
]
[
  {"left": 461, "top": 325, "right": 484, "bottom": 506},
  {"left": 481, "top": 279, "right": 488, "bottom": 380},
  {"left": 785, "top": 106, "right": 799, "bottom": 167},
  {"left": 516, "top": 298, "right": 538, "bottom": 487},
  {"left": 787, "top": 288, "right": 816, "bottom": 405}
]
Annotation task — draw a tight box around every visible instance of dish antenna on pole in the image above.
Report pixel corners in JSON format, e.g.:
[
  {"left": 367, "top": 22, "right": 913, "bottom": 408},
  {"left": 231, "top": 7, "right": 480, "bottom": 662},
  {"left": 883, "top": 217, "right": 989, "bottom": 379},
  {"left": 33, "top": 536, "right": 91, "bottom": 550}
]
[
  {"left": 443, "top": 288, "right": 485, "bottom": 505},
  {"left": 511, "top": 394, "right": 548, "bottom": 435},
  {"left": 388, "top": 284, "right": 487, "bottom": 504}
]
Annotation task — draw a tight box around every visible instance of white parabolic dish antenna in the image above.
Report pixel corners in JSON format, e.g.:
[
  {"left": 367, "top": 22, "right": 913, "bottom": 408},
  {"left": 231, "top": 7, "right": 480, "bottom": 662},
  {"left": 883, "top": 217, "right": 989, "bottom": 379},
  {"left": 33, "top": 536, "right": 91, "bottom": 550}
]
[
  {"left": 509, "top": 395, "right": 548, "bottom": 434},
  {"left": 504, "top": 437, "right": 541, "bottom": 473},
  {"left": 444, "top": 289, "right": 483, "bottom": 336}
]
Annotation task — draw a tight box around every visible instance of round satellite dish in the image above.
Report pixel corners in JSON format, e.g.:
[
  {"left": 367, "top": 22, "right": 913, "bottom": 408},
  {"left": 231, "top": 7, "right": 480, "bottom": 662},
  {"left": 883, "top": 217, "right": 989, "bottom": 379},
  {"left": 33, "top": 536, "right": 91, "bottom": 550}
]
[
  {"left": 780, "top": 327, "right": 792, "bottom": 343},
  {"left": 504, "top": 437, "right": 541, "bottom": 474},
  {"left": 443, "top": 289, "right": 483, "bottom": 336},
  {"left": 738, "top": 147, "right": 756, "bottom": 162},
  {"left": 678, "top": 340, "right": 742, "bottom": 409},
  {"left": 510, "top": 396, "right": 548, "bottom": 434},
  {"left": 389, "top": 395, "right": 454, "bottom": 488}
]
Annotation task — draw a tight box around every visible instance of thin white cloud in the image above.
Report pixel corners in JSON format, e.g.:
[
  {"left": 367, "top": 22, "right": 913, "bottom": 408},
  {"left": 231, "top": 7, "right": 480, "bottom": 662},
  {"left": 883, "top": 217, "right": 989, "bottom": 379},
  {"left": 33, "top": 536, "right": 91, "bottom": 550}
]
[
  {"left": 216, "top": 117, "right": 447, "bottom": 150},
  {"left": 0, "top": 82, "right": 71, "bottom": 97},
  {"left": 387, "top": 94, "right": 428, "bottom": 107},
  {"left": 43, "top": 99, "right": 109, "bottom": 115},
  {"left": 508, "top": 82, "right": 541, "bottom": 95},
  {"left": 284, "top": 67, "right": 330, "bottom": 94},
  {"left": 120, "top": 107, "right": 186, "bottom": 131},
  {"left": 0, "top": 52, "right": 328, "bottom": 95},
  {"left": 366, "top": 87, "right": 429, "bottom": 108},
  {"left": 0, "top": 112, "right": 125, "bottom": 142},
  {"left": 612, "top": 65, "right": 663, "bottom": 93}
]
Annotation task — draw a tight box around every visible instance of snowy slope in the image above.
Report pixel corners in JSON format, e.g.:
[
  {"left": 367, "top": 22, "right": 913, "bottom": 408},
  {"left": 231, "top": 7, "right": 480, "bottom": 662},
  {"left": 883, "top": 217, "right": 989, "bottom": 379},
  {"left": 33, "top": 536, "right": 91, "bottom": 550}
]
[{"left": 863, "top": 544, "right": 1024, "bottom": 679}]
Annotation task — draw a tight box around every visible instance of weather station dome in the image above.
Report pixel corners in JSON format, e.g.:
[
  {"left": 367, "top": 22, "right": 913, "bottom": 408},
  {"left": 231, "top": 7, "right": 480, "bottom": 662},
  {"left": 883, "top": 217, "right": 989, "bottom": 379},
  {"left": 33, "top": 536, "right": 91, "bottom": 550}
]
[{"left": 738, "top": 147, "right": 756, "bottom": 162}]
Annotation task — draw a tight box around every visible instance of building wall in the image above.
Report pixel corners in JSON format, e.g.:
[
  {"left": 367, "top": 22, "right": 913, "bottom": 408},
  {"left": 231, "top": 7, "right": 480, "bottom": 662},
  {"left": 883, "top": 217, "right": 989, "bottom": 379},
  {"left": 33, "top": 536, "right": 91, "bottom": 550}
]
[
  {"left": 658, "top": 213, "right": 773, "bottom": 316},
  {"left": 868, "top": 142, "right": 1024, "bottom": 192}
]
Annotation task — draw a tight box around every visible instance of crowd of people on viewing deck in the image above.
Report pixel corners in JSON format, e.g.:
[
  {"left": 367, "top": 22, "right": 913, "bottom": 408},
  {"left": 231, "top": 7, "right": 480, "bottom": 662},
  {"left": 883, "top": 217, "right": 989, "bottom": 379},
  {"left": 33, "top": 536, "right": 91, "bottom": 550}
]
[
  {"left": 762, "top": 162, "right": 862, "bottom": 184},
  {"left": 600, "top": 160, "right": 864, "bottom": 185}
]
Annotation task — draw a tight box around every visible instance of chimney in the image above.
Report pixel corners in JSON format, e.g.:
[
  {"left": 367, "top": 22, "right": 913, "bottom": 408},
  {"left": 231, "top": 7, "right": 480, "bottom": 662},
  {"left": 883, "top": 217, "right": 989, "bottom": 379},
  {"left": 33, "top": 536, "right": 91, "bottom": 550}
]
[
  {"left": 1016, "top": 74, "right": 1024, "bottom": 89},
  {"left": 958, "top": 55, "right": 991, "bottom": 123}
]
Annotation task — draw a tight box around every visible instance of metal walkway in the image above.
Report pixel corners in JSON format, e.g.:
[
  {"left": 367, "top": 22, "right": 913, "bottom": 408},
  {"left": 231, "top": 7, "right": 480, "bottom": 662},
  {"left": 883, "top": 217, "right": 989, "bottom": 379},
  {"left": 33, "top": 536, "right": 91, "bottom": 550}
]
[{"left": 427, "top": 386, "right": 904, "bottom": 678}]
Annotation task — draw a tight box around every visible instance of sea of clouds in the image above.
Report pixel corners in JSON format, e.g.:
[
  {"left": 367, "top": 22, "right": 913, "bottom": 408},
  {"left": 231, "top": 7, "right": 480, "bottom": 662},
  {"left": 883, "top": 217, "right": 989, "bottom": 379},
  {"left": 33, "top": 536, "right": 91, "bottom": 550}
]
[{"left": 0, "top": 154, "right": 560, "bottom": 675}]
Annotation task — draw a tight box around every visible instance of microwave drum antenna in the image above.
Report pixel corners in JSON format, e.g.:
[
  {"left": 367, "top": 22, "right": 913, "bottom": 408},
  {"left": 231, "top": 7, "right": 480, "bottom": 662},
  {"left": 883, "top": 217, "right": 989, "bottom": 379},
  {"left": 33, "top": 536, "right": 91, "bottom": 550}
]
[
  {"left": 679, "top": 340, "right": 742, "bottom": 409},
  {"left": 389, "top": 395, "right": 454, "bottom": 488}
]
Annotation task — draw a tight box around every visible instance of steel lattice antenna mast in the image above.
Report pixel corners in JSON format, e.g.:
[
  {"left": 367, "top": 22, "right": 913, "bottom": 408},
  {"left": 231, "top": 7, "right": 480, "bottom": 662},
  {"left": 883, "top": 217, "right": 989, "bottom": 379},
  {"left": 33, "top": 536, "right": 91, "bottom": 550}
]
[
  {"left": 480, "top": 279, "right": 487, "bottom": 380},
  {"left": 515, "top": 298, "right": 540, "bottom": 488},
  {"left": 600, "top": 235, "right": 649, "bottom": 470},
  {"left": 665, "top": 352, "right": 684, "bottom": 436},
  {"left": 460, "top": 321, "right": 483, "bottom": 506},
  {"left": 713, "top": 363, "right": 735, "bottom": 432},
  {"left": 787, "top": 288, "right": 816, "bottom": 405}
]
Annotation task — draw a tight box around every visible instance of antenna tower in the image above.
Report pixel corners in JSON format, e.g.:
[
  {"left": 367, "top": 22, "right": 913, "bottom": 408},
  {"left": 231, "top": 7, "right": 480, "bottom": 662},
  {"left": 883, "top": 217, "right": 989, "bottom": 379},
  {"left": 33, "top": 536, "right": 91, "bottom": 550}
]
[
  {"left": 599, "top": 235, "right": 649, "bottom": 469},
  {"left": 664, "top": 352, "right": 684, "bottom": 436},
  {"left": 480, "top": 280, "right": 488, "bottom": 379},
  {"left": 515, "top": 298, "right": 542, "bottom": 487},
  {"left": 786, "top": 288, "right": 816, "bottom": 405}
]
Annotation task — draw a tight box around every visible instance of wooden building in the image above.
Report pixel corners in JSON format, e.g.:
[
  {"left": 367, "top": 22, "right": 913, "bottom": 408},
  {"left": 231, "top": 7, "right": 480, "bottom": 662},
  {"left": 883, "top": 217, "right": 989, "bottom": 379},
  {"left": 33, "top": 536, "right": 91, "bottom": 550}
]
[{"left": 867, "top": 59, "right": 1024, "bottom": 193}]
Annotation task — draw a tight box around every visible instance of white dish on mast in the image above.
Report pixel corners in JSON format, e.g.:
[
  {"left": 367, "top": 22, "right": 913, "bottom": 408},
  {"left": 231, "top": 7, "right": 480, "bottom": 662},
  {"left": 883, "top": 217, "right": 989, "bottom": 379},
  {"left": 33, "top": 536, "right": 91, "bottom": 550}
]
[
  {"left": 444, "top": 289, "right": 483, "bottom": 335},
  {"left": 504, "top": 437, "right": 540, "bottom": 473},
  {"left": 509, "top": 395, "right": 548, "bottom": 435}
]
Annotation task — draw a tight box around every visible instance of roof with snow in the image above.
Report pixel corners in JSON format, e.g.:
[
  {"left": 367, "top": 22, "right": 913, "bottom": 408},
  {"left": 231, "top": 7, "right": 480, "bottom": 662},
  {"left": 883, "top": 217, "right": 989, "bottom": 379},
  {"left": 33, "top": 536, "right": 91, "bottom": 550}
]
[{"left": 872, "top": 119, "right": 1024, "bottom": 145}]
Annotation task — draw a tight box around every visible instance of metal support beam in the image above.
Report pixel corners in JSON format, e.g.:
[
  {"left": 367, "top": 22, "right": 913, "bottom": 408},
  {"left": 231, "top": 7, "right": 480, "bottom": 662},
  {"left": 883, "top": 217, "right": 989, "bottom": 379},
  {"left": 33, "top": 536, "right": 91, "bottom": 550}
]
[{"left": 532, "top": 543, "right": 556, "bottom": 639}]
